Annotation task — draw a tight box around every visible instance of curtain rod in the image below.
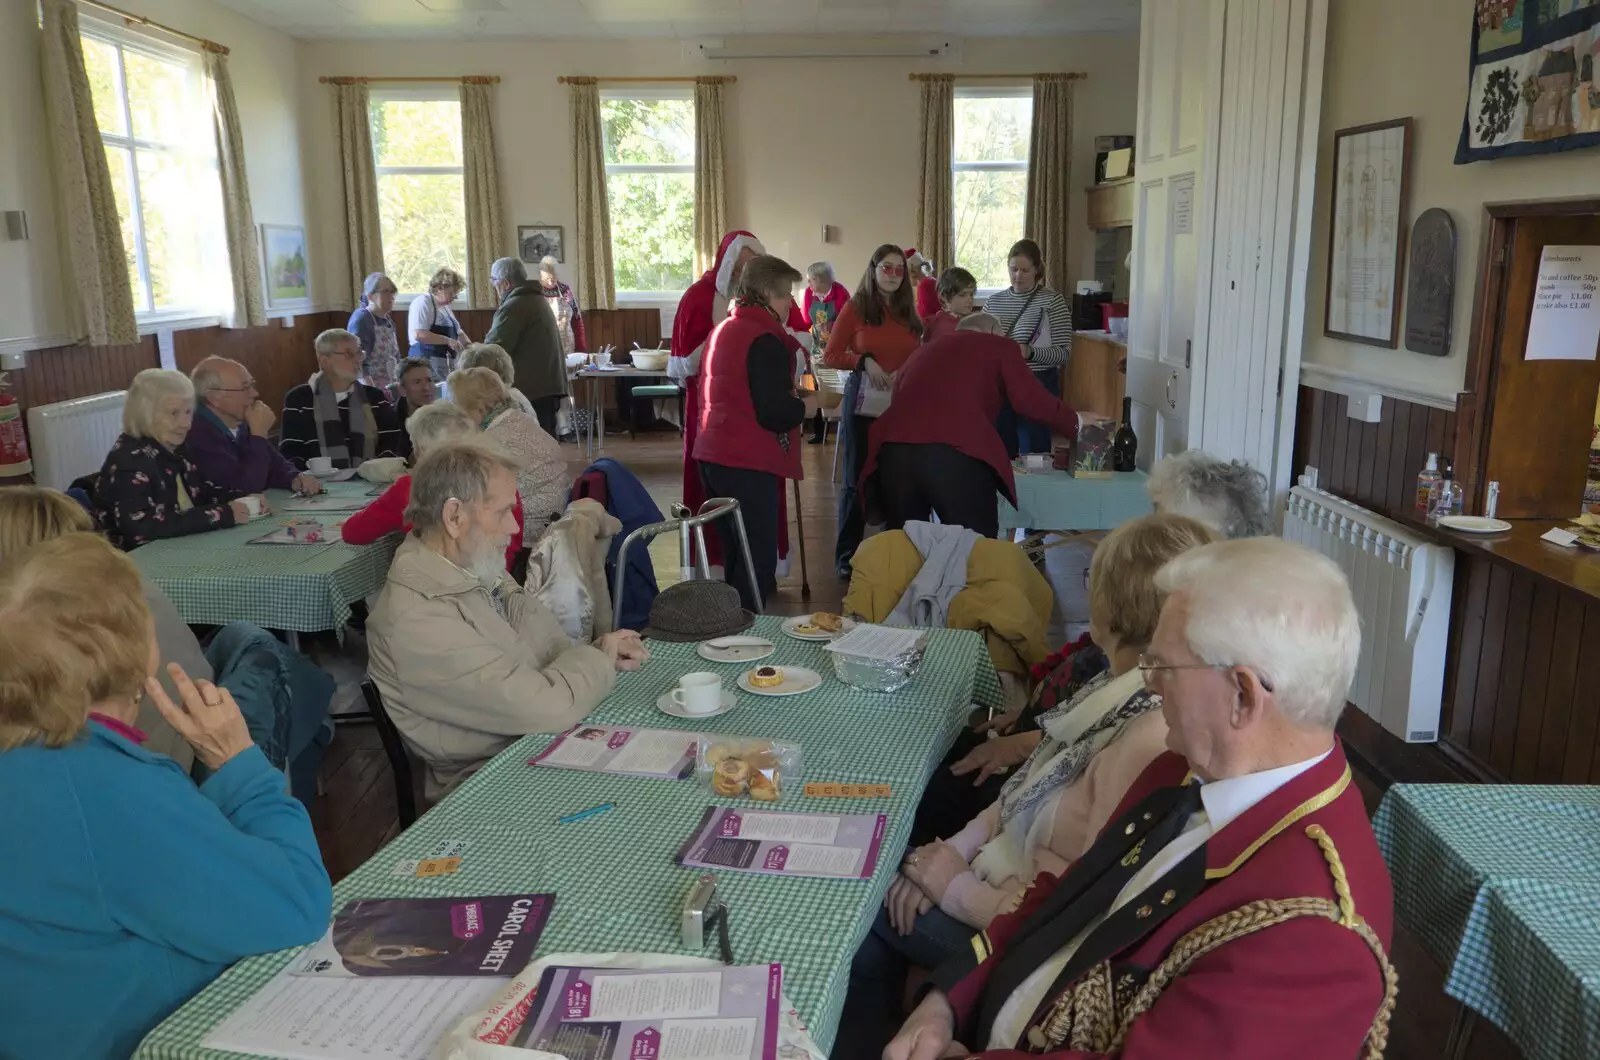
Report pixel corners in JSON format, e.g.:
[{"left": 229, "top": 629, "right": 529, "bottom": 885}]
[
  {"left": 557, "top": 75, "right": 736, "bottom": 84},
  {"left": 908, "top": 72, "right": 1087, "bottom": 81},
  {"left": 320, "top": 75, "right": 501, "bottom": 85},
  {"left": 78, "top": 0, "right": 228, "bottom": 55}
]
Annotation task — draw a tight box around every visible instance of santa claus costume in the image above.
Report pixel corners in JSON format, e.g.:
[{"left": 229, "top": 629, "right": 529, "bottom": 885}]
[
  {"left": 670, "top": 231, "right": 808, "bottom": 573},
  {"left": 905, "top": 248, "right": 941, "bottom": 323}
]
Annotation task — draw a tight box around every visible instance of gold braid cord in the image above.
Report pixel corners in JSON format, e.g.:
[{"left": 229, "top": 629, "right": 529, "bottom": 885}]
[{"left": 1029, "top": 826, "right": 1400, "bottom": 1058}]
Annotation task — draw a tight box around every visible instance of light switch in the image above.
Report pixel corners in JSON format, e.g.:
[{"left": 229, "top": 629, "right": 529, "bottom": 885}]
[{"left": 1346, "top": 393, "right": 1383, "bottom": 423}]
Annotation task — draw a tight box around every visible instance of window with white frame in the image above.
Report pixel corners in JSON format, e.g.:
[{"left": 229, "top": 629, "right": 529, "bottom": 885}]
[
  {"left": 80, "top": 20, "right": 227, "bottom": 321},
  {"left": 953, "top": 88, "right": 1033, "bottom": 291},
  {"left": 369, "top": 91, "right": 467, "bottom": 299},
  {"left": 601, "top": 91, "right": 695, "bottom": 296}
]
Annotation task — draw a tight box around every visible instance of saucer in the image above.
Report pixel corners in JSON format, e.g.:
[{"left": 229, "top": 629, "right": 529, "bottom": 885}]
[{"left": 656, "top": 688, "right": 737, "bottom": 719}]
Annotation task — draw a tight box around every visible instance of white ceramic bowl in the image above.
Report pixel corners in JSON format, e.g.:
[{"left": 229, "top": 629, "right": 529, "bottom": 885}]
[{"left": 629, "top": 349, "right": 670, "bottom": 372}]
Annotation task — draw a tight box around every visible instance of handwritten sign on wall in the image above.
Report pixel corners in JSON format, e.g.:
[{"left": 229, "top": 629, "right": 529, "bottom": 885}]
[{"left": 1525, "top": 245, "right": 1600, "bottom": 362}]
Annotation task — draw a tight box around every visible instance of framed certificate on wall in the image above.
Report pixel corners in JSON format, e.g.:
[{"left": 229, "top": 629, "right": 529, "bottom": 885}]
[{"left": 1324, "top": 118, "right": 1413, "bottom": 348}]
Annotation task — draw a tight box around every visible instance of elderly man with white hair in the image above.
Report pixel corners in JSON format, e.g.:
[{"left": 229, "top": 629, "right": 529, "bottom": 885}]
[
  {"left": 1147, "top": 450, "right": 1272, "bottom": 539},
  {"left": 185, "top": 356, "right": 322, "bottom": 496},
  {"left": 367, "top": 442, "right": 648, "bottom": 796},
  {"left": 885, "top": 537, "right": 1395, "bottom": 1060},
  {"left": 484, "top": 256, "right": 567, "bottom": 437},
  {"left": 279, "top": 329, "right": 404, "bottom": 471}
]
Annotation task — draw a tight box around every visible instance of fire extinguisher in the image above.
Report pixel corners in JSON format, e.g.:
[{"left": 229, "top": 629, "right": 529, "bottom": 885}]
[{"left": 0, "top": 371, "right": 33, "bottom": 479}]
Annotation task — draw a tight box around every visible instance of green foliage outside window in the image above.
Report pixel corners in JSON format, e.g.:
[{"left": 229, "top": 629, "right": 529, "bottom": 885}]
[
  {"left": 370, "top": 99, "right": 468, "bottom": 297},
  {"left": 603, "top": 98, "right": 695, "bottom": 293},
  {"left": 953, "top": 95, "right": 1032, "bottom": 290}
]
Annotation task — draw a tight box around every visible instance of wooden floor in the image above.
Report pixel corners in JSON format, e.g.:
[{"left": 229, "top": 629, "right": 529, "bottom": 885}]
[{"left": 304, "top": 425, "right": 1521, "bottom": 1060}]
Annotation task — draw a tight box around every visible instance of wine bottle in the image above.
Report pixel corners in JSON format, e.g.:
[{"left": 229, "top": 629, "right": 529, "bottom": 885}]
[{"left": 1111, "top": 396, "right": 1138, "bottom": 472}]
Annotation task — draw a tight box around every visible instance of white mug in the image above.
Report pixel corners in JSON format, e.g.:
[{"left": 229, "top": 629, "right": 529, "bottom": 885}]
[
  {"left": 671, "top": 671, "right": 723, "bottom": 714},
  {"left": 306, "top": 456, "right": 334, "bottom": 474},
  {"left": 240, "top": 495, "right": 263, "bottom": 518}
]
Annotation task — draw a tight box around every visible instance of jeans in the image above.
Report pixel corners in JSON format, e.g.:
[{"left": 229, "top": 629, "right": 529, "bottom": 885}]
[
  {"left": 191, "top": 622, "right": 335, "bottom": 808},
  {"left": 835, "top": 902, "right": 980, "bottom": 1060},
  {"left": 1012, "top": 366, "right": 1060, "bottom": 454},
  {"left": 835, "top": 371, "right": 874, "bottom": 571},
  {"left": 698, "top": 460, "right": 779, "bottom": 614}
]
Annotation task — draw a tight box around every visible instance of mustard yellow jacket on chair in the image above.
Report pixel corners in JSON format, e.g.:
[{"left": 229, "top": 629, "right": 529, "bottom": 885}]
[{"left": 843, "top": 531, "right": 1054, "bottom": 676}]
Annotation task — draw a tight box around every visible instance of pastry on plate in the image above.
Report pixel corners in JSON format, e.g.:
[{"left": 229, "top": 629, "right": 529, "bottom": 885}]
[
  {"left": 749, "top": 665, "right": 784, "bottom": 688},
  {"left": 809, "top": 612, "right": 843, "bottom": 633}
]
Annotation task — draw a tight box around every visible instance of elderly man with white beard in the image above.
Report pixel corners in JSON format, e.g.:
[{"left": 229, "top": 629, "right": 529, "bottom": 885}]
[{"left": 367, "top": 442, "right": 647, "bottom": 797}]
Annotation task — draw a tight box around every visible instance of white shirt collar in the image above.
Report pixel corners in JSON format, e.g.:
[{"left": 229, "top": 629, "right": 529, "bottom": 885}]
[{"left": 1195, "top": 746, "right": 1333, "bottom": 833}]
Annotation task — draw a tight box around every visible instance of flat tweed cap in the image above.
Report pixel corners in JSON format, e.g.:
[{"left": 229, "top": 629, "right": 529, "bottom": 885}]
[{"left": 641, "top": 579, "right": 756, "bottom": 642}]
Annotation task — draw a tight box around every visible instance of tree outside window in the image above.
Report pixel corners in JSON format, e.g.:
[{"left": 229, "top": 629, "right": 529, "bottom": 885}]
[
  {"left": 953, "top": 90, "right": 1033, "bottom": 291},
  {"left": 81, "top": 23, "right": 226, "bottom": 318},
  {"left": 602, "top": 94, "right": 695, "bottom": 295},
  {"left": 370, "top": 94, "right": 467, "bottom": 298}
]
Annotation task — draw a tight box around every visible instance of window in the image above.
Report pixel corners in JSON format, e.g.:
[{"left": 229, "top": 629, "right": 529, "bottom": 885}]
[
  {"left": 369, "top": 93, "right": 467, "bottom": 298},
  {"left": 953, "top": 89, "right": 1033, "bottom": 291},
  {"left": 601, "top": 92, "right": 695, "bottom": 296},
  {"left": 80, "top": 21, "right": 226, "bottom": 320}
]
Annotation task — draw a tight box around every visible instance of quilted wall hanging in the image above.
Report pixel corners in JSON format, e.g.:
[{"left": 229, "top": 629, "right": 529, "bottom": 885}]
[{"left": 1458, "top": 0, "right": 1600, "bottom": 163}]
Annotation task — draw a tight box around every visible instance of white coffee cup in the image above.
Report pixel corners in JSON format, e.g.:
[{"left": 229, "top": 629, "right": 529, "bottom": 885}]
[
  {"left": 671, "top": 671, "right": 723, "bottom": 714},
  {"left": 240, "top": 495, "right": 263, "bottom": 518},
  {"left": 306, "top": 456, "right": 334, "bottom": 474}
]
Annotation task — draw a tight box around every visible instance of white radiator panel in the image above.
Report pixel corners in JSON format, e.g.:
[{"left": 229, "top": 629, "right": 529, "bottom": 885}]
[
  {"left": 26, "top": 391, "right": 126, "bottom": 491},
  {"left": 1283, "top": 485, "right": 1454, "bottom": 743}
]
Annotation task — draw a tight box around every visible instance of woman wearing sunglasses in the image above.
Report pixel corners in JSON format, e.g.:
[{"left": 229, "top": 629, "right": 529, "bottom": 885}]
[{"left": 822, "top": 243, "right": 924, "bottom": 578}]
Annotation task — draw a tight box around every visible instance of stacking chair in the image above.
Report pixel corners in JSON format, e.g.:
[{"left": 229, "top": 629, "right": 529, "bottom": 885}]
[{"left": 359, "top": 679, "right": 420, "bottom": 828}]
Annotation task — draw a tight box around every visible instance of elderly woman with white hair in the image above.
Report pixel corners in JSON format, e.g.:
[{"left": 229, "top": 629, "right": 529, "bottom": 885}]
[
  {"left": 485, "top": 256, "right": 568, "bottom": 436},
  {"left": 1147, "top": 450, "right": 1272, "bottom": 539},
  {"left": 91, "top": 369, "right": 263, "bottom": 550},
  {"left": 448, "top": 366, "right": 569, "bottom": 545},
  {"left": 458, "top": 342, "right": 536, "bottom": 415},
  {"left": 348, "top": 271, "right": 401, "bottom": 391},
  {"left": 343, "top": 401, "right": 526, "bottom": 572},
  {"left": 537, "top": 256, "right": 586, "bottom": 355}
]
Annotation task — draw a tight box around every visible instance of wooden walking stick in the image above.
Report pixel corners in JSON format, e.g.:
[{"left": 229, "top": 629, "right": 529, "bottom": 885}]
[{"left": 792, "top": 478, "right": 811, "bottom": 598}]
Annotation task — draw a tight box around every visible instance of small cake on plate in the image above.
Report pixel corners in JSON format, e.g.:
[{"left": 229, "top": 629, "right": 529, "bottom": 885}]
[
  {"left": 809, "top": 612, "right": 843, "bottom": 633},
  {"left": 749, "top": 665, "right": 784, "bottom": 688}
]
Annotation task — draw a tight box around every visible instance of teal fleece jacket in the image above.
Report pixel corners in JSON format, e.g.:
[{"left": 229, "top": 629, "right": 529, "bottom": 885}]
[{"left": 0, "top": 721, "right": 332, "bottom": 1060}]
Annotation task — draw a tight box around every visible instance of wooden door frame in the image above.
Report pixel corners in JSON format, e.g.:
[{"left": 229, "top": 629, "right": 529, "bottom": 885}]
[{"left": 1454, "top": 196, "right": 1600, "bottom": 510}]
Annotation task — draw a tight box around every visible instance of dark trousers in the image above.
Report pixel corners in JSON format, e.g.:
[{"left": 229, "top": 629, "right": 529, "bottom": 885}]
[
  {"left": 698, "top": 460, "right": 779, "bottom": 614},
  {"left": 875, "top": 442, "right": 1001, "bottom": 539},
  {"left": 835, "top": 371, "right": 873, "bottom": 570},
  {"left": 531, "top": 395, "right": 563, "bottom": 437}
]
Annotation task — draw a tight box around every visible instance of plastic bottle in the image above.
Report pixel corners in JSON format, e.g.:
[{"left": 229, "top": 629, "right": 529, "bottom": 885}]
[
  {"left": 1415, "top": 453, "right": 1441, "bottom": 513},
  {"left": 1427, "top": 462, "right": 1457, "bottom": 525}
]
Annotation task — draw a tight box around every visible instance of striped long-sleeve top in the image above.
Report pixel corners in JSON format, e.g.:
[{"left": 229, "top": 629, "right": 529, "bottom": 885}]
[{"left": 982, "top": 284, "right": 1074, "bottom": 367}]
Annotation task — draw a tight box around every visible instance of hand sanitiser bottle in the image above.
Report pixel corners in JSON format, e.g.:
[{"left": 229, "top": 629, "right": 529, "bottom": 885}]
[{"left": 1416, "top": 453, "right": 1442, "bottom": 513}]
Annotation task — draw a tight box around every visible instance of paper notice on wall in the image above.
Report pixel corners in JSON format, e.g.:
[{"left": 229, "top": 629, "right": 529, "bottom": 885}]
[
  {"left": 1172, "top": 176, "right": 1195, "bottom": 235},
  {"left": 1525, "top": 245, "right": 1600, "bottom": 362}
]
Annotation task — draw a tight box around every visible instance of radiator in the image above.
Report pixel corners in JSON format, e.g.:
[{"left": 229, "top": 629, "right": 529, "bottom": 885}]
[
  {"left": 1282, "top": 485, "right": 1454, "bottom": 743},
  {"left": 26, "top": 391, "right": 126, "bottom": 491}
]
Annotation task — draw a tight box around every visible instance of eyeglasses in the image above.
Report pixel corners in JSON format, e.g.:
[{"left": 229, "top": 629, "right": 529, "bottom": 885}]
[
  {"left": 877, "top": 263, "right": 906, "bottom": 276},
  {"left": 1137, "top": 653, "right": 1275, "bottom": 692},
  {"left": 213, "top": 381, "right": 258, "bottom": 392}
]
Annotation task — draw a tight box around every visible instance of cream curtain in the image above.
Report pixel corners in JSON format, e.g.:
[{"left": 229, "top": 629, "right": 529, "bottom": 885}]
[
  {"left": 39, "top": 0, "right": 137, "bottom": 346},
  {"left": 693, "top": 77, "right": 728, "bottom": 276},
  {"left": 1026, "top": 74, "right": 1075, "bottom": 297},
  {"left": 569, "top": 78, "right": 614, "bottom": 310},
  {"left": 332, "top": 81, "right": 384, "bottom": 307},
  {"left": 204, "top": 49, "right": 265, "bottom": 328},
  {"left": 914, "top": 75, "right": 955, "bottom": 275},
  {"left": 460, "top": 79, "right": 505, "bottom": 309}
]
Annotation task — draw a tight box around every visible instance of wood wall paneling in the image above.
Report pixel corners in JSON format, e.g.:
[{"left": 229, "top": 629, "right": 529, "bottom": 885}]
[
  {"left": 8, "top": 338, "right": 159, "bottom": 411},
  {"left": 586, "top": 308, "right": 666, "bottom": 358},
  {"left": 1293, "top": 385, "right": 1456, "bottom": 523}
]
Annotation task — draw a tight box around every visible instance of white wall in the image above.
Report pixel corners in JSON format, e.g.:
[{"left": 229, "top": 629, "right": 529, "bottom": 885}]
[
  {"left": 0, "top": 0, "right": 311, "bottom": 351},
  {"left": 1303, "top": 0, "right": 1600, "bottom": 404},
  {"left": 294, "top": 34, "right": 1142, "bottom": 326}
]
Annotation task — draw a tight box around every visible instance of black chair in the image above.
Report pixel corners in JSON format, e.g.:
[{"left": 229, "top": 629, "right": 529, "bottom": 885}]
[{"left": 360, "top": 679, "right": 419, "bottom": 828}]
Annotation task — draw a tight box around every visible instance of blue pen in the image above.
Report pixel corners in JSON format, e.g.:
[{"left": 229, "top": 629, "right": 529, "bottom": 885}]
[{"left": 556, "top": 802, "right": 616, "bottom": 825}]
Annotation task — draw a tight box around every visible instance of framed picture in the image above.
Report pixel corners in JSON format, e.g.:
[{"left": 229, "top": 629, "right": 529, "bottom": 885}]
[
  {"left": 1324, "top": 118, "right": 1412, "bottom": 348},
  {"left": 518, "top": 225, "right": 564, "bottom": 265},
  {"left": 259, "top": 224, "right": 311, "bottom": 311}
]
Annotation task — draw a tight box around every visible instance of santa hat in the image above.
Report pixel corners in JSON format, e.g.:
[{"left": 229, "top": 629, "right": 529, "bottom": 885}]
[
  {"left": 904, "top": 247, "right": 933, "bottom": 275},
  {"left": 714, "top": 231, "right": 765, "bottom": 298}
]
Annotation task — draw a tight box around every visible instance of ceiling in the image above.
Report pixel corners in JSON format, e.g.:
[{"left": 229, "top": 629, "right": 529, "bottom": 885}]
[{"left": 208, "top": 0, "right": 1140, "bottom": 41}]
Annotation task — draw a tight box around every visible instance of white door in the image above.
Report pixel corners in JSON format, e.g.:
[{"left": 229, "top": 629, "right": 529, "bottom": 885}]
[{"left": 1125, "top": 0, "right": 1221, "bottom": 467}]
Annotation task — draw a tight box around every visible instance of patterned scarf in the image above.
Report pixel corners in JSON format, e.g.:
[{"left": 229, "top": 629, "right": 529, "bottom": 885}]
[
  {"left": 310, "top": 371, "right": 374, "bottom": 468},
  {"left": 996, "top": 668, "right": 1163, "bottom": 828}
]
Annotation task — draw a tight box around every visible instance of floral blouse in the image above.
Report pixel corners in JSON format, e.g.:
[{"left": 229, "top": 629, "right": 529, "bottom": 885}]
[{"left": 93, "top": 433, "right": 241, "bottom": 550}]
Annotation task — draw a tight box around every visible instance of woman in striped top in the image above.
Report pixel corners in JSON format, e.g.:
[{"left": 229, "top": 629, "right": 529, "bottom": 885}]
[{"left": 984, "top": 238, "right": 1073, "bottom": 455}]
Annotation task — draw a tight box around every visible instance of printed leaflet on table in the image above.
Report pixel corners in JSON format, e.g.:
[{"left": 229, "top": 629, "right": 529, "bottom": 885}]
[
  {"left": 677, "top": 808, "right": 888, "bottom": 879},
  {"left": 514, "top": 963, "right": 783, "bottom": 1060},
  {"left": 529, "top": 724, "right": 700, "bottom": 779},
  {"left": 290, "top": 894, "right": 555, "bottom": 978}
]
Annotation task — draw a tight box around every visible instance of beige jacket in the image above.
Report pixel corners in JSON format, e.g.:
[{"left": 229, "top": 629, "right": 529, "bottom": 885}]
[
  {"left": 368, "top": 535, "right": 616, "bottom": 796},
  {"left": 523, "top": 499, "right": 621, "bottom": 642}
]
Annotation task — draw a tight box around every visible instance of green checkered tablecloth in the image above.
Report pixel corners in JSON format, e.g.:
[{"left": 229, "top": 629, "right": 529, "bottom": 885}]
[
  {"left": 136, "top": 618, "right": 1002, "bottom": 1058},
  {"left": 128, "top": 482, "right": 397, "bottom": 634},
  {"left": 998, "top": 468, "right": 1151, "bottom": 533},
  {"left": 1373, "top": 784, "right": 1600, "bottom": 1060}
]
